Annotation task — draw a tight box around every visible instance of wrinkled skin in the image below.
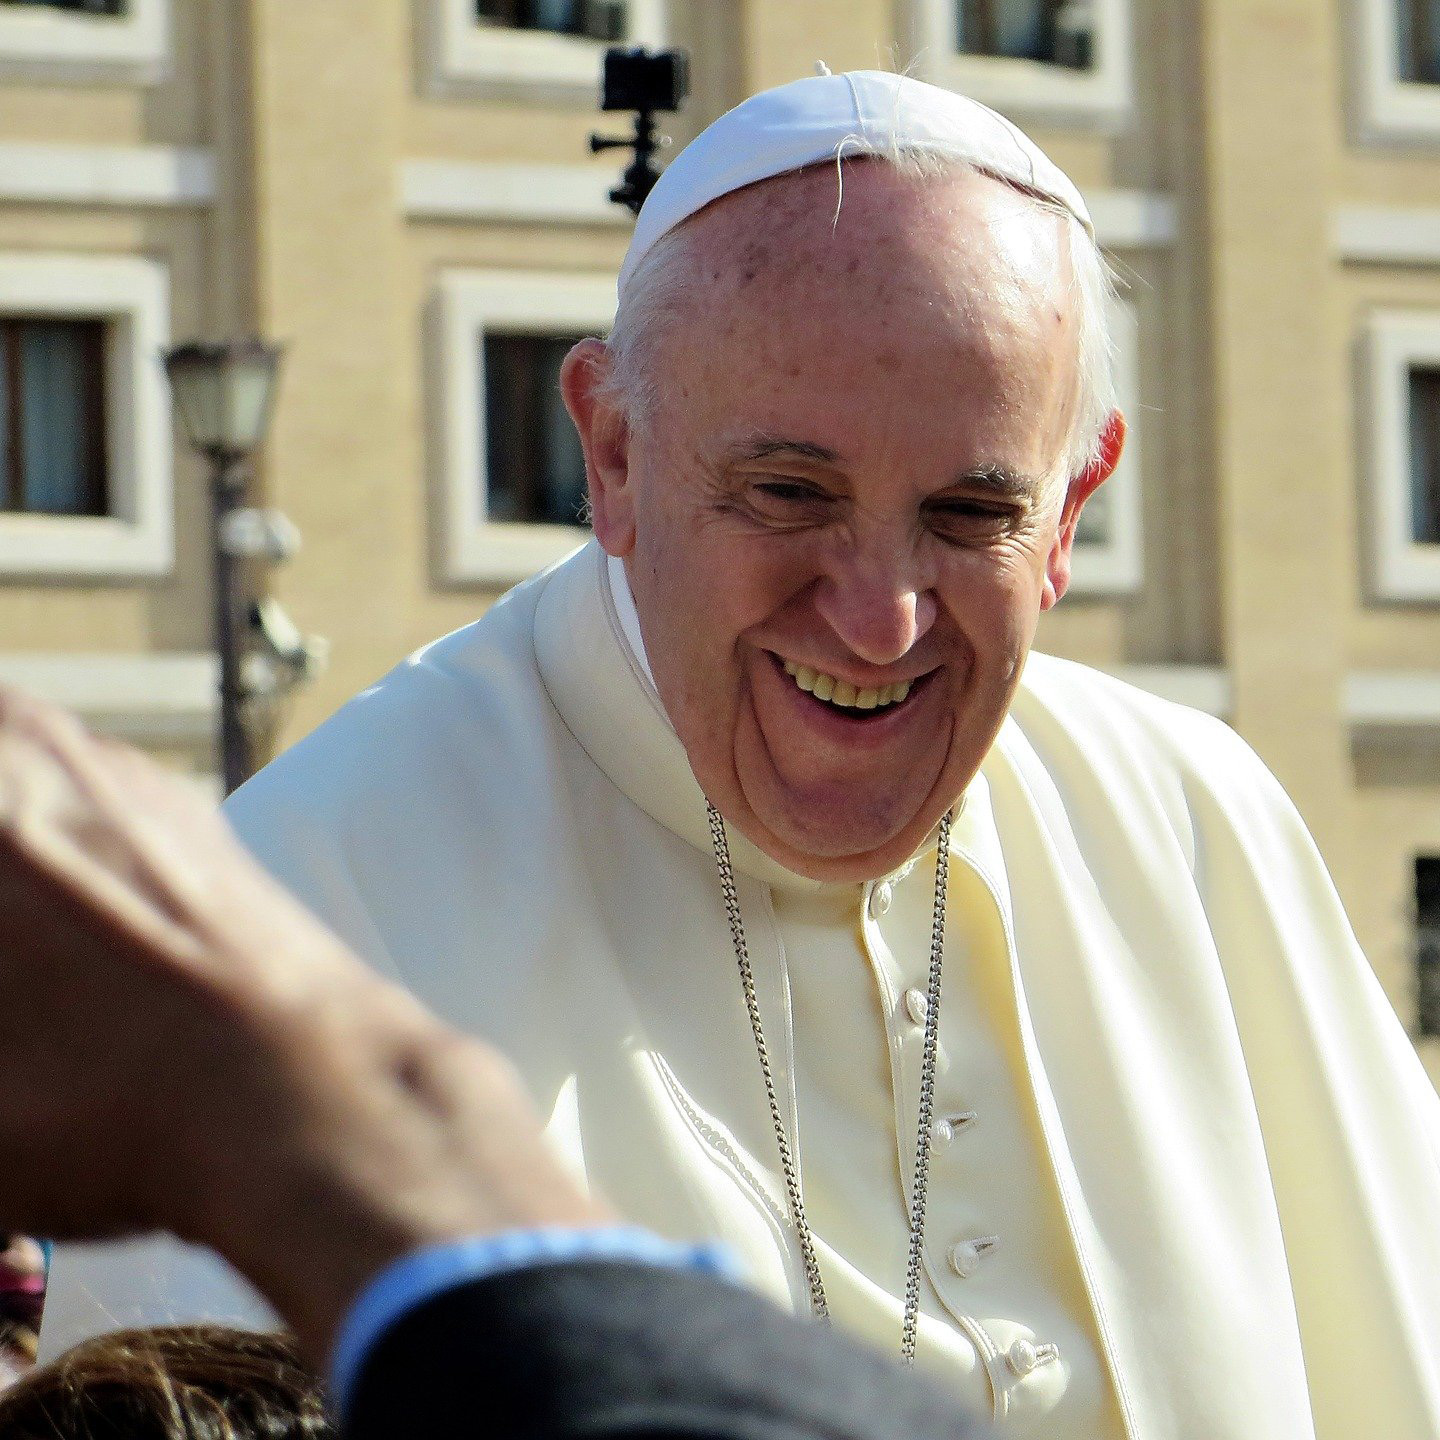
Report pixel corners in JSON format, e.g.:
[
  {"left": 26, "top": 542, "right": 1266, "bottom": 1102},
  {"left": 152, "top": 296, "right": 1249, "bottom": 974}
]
[{"left": 564, "top": 163, "right": 1122, "bottom": 883}]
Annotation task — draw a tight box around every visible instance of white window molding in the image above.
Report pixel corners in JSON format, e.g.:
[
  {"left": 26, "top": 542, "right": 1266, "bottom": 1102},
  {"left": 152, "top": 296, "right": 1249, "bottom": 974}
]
[
  {"left": 0, "top": 0, "right": 169, "bottom": 86},
  {"left": 402, "top": 159, "right": 629, "bottom": 226},
  {"left": 0, "top": 651, "right": 214, "bottom": 746},
  {"left": 0, "top": 253, "right": 173, "bottom": 580},
  {"left": 1334, "top": 203, "right": 1440, "bottom": 266},
  {"left": 1108, "top": 664, "right": 1232, "bottom": 719},
  {"left": 1346, "top": 669, "right": 1440, "bottom": 736},
  {"left": 906, "top": 0, "right": 1134, "bottom": 133},
  {"left": 1068, "top": 292, "right": 1143, "bottom": 595},
  {"left": 424, "top": 0, "right": 665, "bottom": 103},
  {"left": 0, "top": 141, "right": 214, "bottom": 209},
  {"left": 1359, "top": 308, "right": 1440, "bottom": 602},
  {"left": 432, "top": 267, "right": 613, "bottom": 587},
  {"left": 1345, "top": 0, "right": 1440, "bottom": 146}
]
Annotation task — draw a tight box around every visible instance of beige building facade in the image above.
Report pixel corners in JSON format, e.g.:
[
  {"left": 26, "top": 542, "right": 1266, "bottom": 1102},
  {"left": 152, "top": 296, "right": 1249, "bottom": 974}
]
[{"left": 0, "top": 0, "right": 1437, "bottom": 1083}]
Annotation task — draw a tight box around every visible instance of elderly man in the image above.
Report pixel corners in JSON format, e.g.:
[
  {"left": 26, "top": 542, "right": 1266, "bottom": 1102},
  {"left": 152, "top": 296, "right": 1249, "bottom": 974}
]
[{"left": 46, "top": 71, "right": 1440, "bottom": 1440}]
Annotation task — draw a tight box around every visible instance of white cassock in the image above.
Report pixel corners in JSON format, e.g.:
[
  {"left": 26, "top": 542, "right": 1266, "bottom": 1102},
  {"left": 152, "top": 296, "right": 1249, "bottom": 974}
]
[{"left": 44, "top": 541, "right": 1440, "bottom": 1440}]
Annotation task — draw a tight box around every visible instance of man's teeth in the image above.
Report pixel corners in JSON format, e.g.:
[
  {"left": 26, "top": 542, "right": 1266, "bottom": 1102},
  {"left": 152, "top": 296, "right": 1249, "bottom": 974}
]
[{"left": 782, "top": 660, "right": 913, "bottom": 711}]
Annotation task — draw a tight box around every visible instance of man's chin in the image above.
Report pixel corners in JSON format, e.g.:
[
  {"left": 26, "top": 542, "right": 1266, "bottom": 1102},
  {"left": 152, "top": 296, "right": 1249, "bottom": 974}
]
[{"left": 733, "top": 785, "right": 936, "bottom": 883}]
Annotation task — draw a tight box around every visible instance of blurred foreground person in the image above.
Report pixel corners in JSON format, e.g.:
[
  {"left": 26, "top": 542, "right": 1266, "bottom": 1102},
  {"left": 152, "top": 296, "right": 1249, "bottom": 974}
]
[
  {"left": 50, "top": 70, "right": 1440, "bottom": 1439},
  {"left": 0, "top": 688, "right": 984, "bottom": 1440},
  {"left": 0, "top": 1234, "right": 46, "bottom": 1388},
  {"left": 0, "top": 1326, "right": 331, "bottom": 1440}
]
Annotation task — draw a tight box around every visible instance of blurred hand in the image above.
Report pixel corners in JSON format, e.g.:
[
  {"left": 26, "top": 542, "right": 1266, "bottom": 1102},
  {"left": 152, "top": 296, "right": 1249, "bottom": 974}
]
[{"left": 0, "top": 689, "right": 610, "bottom": 1360}]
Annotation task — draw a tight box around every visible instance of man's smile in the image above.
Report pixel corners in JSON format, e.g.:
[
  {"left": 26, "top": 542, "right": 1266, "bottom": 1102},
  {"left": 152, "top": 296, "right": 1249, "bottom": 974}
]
[{"left": 760, "top": 651, "right": 939, "bottom": 739}]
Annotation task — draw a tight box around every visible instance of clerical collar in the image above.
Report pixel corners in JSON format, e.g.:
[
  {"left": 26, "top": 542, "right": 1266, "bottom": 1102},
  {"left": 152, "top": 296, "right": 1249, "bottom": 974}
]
[{"left": 606, "top": 553, "right": 659, "bottom": 692}]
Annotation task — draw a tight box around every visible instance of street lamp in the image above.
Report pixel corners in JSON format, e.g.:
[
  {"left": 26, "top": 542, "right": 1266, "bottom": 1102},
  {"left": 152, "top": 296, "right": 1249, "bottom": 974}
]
[{"left": 163, "top": 339, "right": 283, "bottom": 796}]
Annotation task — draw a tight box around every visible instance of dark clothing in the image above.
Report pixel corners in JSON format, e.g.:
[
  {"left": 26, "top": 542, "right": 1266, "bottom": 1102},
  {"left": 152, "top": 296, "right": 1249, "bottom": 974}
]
[{"left": 347, "top": 1261, "right": 984, "bottom": 1440}]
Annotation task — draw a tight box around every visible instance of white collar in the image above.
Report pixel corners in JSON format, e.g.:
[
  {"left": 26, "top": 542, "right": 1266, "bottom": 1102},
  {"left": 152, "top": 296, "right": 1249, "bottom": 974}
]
[{"left": 606, "top": 553, "right": 658, "bottom": 690}]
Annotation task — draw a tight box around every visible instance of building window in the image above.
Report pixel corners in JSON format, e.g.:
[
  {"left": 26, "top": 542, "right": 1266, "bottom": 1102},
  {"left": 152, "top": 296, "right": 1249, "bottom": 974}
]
[
  {"left": 427, "top": 0, "right": 664, "bottom": 101},
  {"left": 1408, "top": 367, "right": 1440, "bottom": 543},
  {"left": 1358, "top": 310, "right": 1440, "bottom": 600},
  {"left": 1067, "top": 291, "right": 1143, "bottom": 594},
  {"left": 12, "top": 0, "right": 126, "bottom": 14},
  {"left": 483, "top": 333, "right": 589, "bottom": 528},
  {"left": 0, "top": 0, "right": 166, "bottom": 83},
  {"left": 1417, "top": 857, "right": 1440, "bottom": 1037},
  {"left": 1347, "top": 0, "right": 1440, "bottom": 143},
  {"left": 0, "top": 317, "right": 108, "bottom": 518},
  {"left": 12, "top": 0, "right": 126, "bottom": 12},
  {"left": 432, "top": 269, "right": 613, "bottom": 586},
  {"left": 476, "top": 0, "right": 624, "bottom": 41},
  {"left": 0, "top": 253, "right": 172, "bottom": 579},
  {"left": 907, "top": 0, "right": 1131, "bottom": 131},
  {"left": 956, "top": 0, "right": 1092, "bottom": 69}
]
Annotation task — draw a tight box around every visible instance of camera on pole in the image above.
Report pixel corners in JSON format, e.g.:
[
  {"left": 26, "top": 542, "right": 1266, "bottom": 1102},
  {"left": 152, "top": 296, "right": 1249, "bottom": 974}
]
[{"left": 589, "top": 46, "right": 690, "bottom": 217}]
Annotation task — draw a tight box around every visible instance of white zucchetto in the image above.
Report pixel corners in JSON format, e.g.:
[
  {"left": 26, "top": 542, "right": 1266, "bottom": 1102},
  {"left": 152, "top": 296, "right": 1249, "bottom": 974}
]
[{"left": 617, "top": 69, "right": 1093, "bottom": 299}]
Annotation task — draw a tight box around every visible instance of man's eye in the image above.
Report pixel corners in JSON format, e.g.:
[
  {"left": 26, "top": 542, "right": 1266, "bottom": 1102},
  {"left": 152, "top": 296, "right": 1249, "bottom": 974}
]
[
  {"left": 928, "top": 502, "right": 1014, "bottom": 532},
  {"left": 753, "top": 480, "right": 826, "bottom": 505}
]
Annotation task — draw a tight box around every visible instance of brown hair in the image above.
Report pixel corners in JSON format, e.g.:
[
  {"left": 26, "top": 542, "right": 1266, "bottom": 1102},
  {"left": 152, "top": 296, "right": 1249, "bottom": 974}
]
[{"left": 0, "top": 1324, "right": 334, "bottom": 1439}]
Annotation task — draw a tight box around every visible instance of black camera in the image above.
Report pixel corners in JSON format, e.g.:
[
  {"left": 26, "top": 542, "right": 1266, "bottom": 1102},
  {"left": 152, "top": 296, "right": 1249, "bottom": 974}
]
[{"left": 600, "top": 46, "right": 689, "bottom": 114}]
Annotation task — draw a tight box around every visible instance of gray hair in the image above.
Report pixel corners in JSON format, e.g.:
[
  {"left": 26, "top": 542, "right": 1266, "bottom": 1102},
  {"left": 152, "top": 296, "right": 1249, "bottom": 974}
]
[{"left": 601, "top": 147, "right": 1120, "bottom": 484}]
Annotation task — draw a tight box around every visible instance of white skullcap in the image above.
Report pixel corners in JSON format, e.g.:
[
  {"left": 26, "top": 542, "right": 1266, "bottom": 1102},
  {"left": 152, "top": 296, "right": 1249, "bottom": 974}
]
[{"left": 617, "top": 69, "right": 1093, "bottom": 300}]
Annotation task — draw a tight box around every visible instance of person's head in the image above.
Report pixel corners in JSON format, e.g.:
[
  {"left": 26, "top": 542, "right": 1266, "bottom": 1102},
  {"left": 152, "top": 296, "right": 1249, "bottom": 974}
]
[
  {"left": 563, "top": 73, "right": 1125, "bottom": 884},
  {"left": 0, "top": 1324, "right": 332, "bottom": 1439}
]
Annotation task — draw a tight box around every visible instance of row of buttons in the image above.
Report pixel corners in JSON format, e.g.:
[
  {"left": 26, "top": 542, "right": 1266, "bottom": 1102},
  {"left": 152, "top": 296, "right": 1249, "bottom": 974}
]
[{"left": 882, "top": 927, "right": 1061, "bottom": 1390}]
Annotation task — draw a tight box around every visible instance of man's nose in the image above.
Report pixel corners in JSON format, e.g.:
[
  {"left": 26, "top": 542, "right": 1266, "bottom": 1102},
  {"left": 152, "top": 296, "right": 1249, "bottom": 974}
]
[{"left": 813, "top": 554, "right": 938, "bottom": 668}]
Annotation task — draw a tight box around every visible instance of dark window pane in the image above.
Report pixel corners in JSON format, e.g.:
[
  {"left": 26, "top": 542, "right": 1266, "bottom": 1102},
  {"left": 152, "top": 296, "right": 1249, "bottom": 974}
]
[
  {"left": 9, "top": 1, "right": 127, "bottom": 14},
  {"left": 1, "top": 318, "right": 108, "bottom": 518},
  {"left": 956, "top": 0, "right": 1093, "bottom": 69},
  {"left": 1417, "top": 857, "right": 1440, "bottom": 1037},
  {"left": 1399, "top": 0, "right": 1440, "bottom": 84},
  {"left": 1407, "top": 367, "right": 1440, "bottom": 544},
  {"left": 0, "top": 331, "right": 9, "bottom": 511},
  {"left": 476, "top": 0, "right": 624, "bottom": 40},
  {"left": 484, "top": 333, "right": 589, "bottom": 528}
]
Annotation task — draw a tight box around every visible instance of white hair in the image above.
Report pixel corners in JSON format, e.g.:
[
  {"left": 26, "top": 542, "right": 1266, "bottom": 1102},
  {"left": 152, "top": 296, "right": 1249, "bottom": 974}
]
[{"left": 601, "top": 147, "right": 1120, "bottom": 483}]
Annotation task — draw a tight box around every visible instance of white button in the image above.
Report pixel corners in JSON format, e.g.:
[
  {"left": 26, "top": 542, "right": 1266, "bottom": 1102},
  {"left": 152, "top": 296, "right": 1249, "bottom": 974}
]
[
  {"left": 1006, "top": 1338, "right": 1058, "bottom": 1378},
  {"left": 1006, "top": 1338, "right": 1039, "bottom": 1376},
  {"left": 932, "top": 1110, "right": 978, "bottom": 1145},
  {"left": 947, "top": 1235, "right": 1000, "bottom": 1278},
  {"left": 904, "top": 988, "right": 929, "bottom": 1025},
  {"left": 868, "top": 881, "right": 893, "bottom": 919}
]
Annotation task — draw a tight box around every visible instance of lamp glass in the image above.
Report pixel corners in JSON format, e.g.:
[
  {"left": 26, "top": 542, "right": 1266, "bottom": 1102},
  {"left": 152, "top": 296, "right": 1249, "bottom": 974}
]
[{"left": 165, "top": 341, "right": 281, "bottom": 457}]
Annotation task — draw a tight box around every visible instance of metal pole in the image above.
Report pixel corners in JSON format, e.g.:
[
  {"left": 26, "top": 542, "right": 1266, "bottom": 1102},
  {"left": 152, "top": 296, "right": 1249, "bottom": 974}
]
[{"left": 210, "top": 452, "right": 252, "bottom": 796}]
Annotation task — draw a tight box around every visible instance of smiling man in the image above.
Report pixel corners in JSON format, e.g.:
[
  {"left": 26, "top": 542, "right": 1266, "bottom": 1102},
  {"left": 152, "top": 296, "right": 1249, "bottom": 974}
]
[{"left": 44, "top": 72, "right": 1440, "bottom": 1440}]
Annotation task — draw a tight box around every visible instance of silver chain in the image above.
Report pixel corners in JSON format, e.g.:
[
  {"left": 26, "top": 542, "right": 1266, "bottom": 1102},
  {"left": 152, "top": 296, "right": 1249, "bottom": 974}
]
[{"left": 706, "top": 802, "right": 952, "bottom": 1368}]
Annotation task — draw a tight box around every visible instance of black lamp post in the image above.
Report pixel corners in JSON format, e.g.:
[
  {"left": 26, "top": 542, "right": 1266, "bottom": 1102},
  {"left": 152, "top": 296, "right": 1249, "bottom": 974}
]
[{"left": 163, "top": 339, "right": 284, "bottom": 796}]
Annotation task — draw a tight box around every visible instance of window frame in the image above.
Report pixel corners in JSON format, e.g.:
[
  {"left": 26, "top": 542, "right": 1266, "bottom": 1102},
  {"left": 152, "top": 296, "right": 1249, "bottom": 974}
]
[
  {"left": 1067, "top": 290, "right": 1143, "bottom": 595},
  {"left": 0, "top": 253, "right": 173, "bottom": 580},
  {"left": 1359, "top": 308, "right": 1440, "bottom": 602},
  {"left": 1347, "top": 0, "right": 1440, "bottom": 145},
  {"left": 431, "top": 268, "right": 613, "bottom": 587},
  {"left": 424, "top": 0, "right": 666, "bottom": 103},
  {"left": 907, "top": 0, "right": 1134, "bottom": 133},
  {"left": 0, "top": 0, "right": 169, "bottom": 85}
]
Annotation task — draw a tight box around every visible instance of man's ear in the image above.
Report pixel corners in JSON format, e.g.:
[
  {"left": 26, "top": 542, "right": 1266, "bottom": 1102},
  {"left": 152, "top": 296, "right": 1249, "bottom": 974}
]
[
  {"left": 1041, "top": 410, "right": 1127, "bottom": 610},
  {"left": 560, "top": 338, "right": 635, "bottom": 557}
]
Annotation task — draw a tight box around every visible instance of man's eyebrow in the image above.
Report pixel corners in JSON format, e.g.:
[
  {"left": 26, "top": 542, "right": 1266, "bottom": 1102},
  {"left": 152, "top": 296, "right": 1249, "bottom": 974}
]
[
  {"left": 944, "top": 465, "right": 1041, "bottom": 499},
  {"left": 727, "top": 436, "right": 841, "bottom": 465}
]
